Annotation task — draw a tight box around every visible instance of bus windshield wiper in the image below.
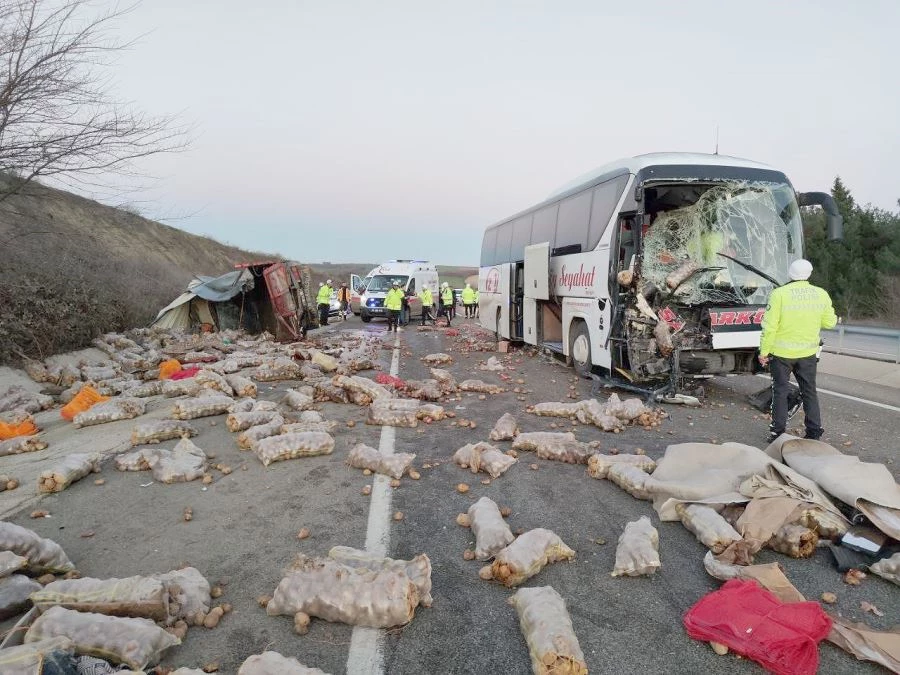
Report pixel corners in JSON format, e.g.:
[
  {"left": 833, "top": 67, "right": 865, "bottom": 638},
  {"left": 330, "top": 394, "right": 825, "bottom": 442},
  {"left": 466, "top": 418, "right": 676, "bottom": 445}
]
[{"left": 716, "top": 252, "right": 781, "bottom": 287}]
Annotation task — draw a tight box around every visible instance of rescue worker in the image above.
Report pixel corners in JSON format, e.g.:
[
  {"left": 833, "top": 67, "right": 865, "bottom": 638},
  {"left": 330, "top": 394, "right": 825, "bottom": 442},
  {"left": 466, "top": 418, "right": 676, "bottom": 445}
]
[
  {"left": 758, "top": 259, "right": 837, "bottom": 443},
  {"left": 461, "top": 283, "right": 476, "bottom": 318},
  {"left": 419, "top": 286, "right": 436, "bottom": 326},
  {"left": 316, "top": 280, "right": 334, "bottom": 326},
  {"left": 439, "top": 282, "right": 454, "bottom": 326},
  {"left": 337, "top": 282, "right": 351, "bottom": 320},
  {"left": 473, "top": 288, "right": 479, "bottom": 318},
  {"left": 384, "top": 280, "right": 405, "bottom": 332}
]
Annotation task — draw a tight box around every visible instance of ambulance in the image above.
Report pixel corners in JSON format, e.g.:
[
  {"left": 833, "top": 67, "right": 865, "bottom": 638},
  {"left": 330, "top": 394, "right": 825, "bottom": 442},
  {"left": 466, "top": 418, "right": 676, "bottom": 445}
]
[{"left": 358, "top": 261, "right": 439, "bottom": 323}]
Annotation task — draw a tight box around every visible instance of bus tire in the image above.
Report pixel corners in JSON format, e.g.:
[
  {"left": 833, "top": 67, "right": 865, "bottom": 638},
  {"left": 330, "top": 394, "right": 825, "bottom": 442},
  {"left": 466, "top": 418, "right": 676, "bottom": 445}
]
[
  {"left": 361, "top": 314, "right": 371, "bottom": 323},
  {"left": 569, "top": 321, "right": 592, "bottom": 378}
]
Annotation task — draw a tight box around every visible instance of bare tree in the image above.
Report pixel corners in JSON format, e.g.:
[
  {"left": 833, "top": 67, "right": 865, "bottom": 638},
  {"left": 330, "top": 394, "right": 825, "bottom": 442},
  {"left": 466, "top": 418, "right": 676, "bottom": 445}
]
[{"left": 0, "top": 0, "right": 189, "bottom": 201}]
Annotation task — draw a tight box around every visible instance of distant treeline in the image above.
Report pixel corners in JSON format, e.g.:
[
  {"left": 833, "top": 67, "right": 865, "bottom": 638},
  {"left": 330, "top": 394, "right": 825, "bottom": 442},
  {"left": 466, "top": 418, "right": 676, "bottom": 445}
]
[{"left": 803, "top": 177, "right": 900, "bottom": 324}]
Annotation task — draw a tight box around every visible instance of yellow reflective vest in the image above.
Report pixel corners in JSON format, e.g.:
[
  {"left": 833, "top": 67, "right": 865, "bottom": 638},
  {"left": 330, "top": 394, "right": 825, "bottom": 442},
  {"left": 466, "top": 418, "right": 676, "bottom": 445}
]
[
  {"left": 384, "top": 288, "right": 405, "bottom": 311},
  {"left": 419, "top": 288, "right": 433, "bottom": 306},
  {"left": 441, "top": 287, "right": 453, "bottom": 305},
  {"left": 461, "top": 286, "right": 475, "bottom": 304},
  {"left": 759, "top": 281, "right": 837, "bottom": 359},
  {"left": 316, "top": 284, "right": 332, "bottom": 305}
]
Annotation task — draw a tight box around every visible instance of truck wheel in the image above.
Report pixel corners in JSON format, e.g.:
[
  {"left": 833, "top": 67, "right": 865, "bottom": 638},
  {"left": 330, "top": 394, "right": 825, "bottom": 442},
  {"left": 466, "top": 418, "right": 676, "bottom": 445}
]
[
  {"left": 361, "top": 314, "right": 371, "bottom": 323},
  {"left": 569, "top": 321, "right": 592, "bottom": 378},
  {"left": 495, "top": 310, "right": 502, "bottom": 339}
]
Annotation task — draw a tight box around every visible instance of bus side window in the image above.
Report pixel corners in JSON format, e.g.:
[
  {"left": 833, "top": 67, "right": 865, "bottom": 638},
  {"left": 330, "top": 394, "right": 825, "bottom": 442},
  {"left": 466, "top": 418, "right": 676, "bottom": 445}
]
[{"left": 618, "top": 218, "right": 635, "bottom": 269}]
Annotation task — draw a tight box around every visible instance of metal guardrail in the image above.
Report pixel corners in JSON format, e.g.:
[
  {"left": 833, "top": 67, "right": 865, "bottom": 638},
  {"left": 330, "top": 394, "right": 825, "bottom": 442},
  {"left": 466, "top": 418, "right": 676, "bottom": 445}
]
[{"left": 821, "top": 324, "right": 900, "bottom": 363}]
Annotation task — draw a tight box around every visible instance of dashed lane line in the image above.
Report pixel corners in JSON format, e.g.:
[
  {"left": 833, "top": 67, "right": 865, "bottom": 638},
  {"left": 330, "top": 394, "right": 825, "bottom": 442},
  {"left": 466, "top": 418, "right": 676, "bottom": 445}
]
[{"left": 346, "top": 334, "right": 401, "bottom": 675}]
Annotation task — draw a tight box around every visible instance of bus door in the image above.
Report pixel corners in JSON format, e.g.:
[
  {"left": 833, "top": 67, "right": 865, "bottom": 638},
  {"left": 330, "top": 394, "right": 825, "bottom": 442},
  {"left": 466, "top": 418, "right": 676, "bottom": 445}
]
[{"left": 523, "top": 242, "right": 550, "bottom": 345}]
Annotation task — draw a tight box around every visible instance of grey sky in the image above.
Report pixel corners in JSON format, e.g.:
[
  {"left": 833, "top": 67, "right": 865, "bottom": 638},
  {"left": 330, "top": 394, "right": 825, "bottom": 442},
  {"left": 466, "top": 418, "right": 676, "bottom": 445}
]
[{"left": 112, "top": 0, "right": 900, "bottom": 266}]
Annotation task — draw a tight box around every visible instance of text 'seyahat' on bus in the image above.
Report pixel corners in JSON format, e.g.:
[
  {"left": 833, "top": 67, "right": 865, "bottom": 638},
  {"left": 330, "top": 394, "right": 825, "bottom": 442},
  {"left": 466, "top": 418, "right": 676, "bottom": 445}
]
[{"left": 478, "top": 152, "right": 843, "bottom": 398}]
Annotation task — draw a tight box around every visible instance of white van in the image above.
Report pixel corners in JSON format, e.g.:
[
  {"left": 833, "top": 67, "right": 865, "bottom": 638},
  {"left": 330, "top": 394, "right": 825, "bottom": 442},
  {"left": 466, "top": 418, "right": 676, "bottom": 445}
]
[{"left": 359, "top": 261, "right": 439, "bottom": 323}]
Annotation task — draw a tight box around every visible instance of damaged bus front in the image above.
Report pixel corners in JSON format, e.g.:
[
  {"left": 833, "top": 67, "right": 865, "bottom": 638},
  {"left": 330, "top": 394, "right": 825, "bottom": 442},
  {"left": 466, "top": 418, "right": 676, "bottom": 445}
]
[
  {"left": 611, "top": 161, "right": 842, "bottom": 393},
  {"left": 479, "top": 153, "right": 842, "bottom": 397}
]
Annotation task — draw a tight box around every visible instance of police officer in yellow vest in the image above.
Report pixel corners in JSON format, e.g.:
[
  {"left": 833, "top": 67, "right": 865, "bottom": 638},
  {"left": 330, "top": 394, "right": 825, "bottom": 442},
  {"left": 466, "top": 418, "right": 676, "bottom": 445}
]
[
  {"left": 758, "top": 259, "right": 837, "bottom": 442},
  {"left": 316, "top": 279, "right": 334, "bottom": 326},
  {"left": 384, "top": 281, "right": 405, "bottom": 332},
  {"left": 418, "top": 287, "right": 436, "bottom": 326},
  {"left": 439, "top": 282, "right": 454, "bottom": 326},
  {"left": 461, "top": 283, "right": 476, "bottom": 318}
]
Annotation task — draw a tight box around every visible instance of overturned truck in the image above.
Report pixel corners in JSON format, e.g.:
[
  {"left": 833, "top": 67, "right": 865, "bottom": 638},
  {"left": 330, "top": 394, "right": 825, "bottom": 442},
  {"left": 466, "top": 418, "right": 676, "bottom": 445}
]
[
  {"left": 152, "top": 261, "right": 317, "bottom": 341},
  {"left": 478, "top": 153, "right": 842, "bottom": 396}
]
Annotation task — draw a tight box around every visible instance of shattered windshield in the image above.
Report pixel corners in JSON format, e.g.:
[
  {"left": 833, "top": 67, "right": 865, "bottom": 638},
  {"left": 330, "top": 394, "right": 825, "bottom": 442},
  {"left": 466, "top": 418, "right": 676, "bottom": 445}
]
[
  {"left": 641, "top": 181, "right": 802, "bottom": 305},
  {"left": 366, "top": 275, "right": 409, "bottom": 292}
]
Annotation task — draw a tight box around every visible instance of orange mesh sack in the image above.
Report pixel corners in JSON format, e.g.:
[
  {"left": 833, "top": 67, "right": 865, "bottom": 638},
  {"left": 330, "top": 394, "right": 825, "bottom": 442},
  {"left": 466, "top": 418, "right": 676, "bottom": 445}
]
[
  {"left": 0, "top": 418, "right": 38, "bottom": 440},
  {"left": 158, "top": 359, "right": 182, "bottom": 380},
  {"left": 60, "top": 386, "right": 108, "bottom": 422}
]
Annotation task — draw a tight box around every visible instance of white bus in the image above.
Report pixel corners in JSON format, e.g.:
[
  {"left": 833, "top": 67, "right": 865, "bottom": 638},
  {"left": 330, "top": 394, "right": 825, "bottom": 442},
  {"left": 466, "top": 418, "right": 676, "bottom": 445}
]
[{"left": 479, "top": 152, "right": 842, "bottom": 393}]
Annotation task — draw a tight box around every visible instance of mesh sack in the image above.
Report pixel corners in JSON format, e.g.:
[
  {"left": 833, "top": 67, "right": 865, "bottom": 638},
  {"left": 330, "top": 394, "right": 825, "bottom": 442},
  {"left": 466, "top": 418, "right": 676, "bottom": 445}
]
[
  {"left": 238, "top": 652, "right": 330, "bottom": 675},
  {"left": 402, "top": 380, "right": 442, "bottom": 401},
  {"left": 252, "top": 432, "right": 334, "bottom": 467},
  {"left": 161, "top": 379, "right": 201, "bottom": 398},
  {"left": 151, "top": 438, "right": 207, "bottom": 483},
  {"left": 267, "top": 555, "right": 419, "bottom": 628},
  {"left": 194, "top": 369, "right": 232, "bottom": 395},
  {"left": 72, "top": 398, "right": 144, "bottom": 428},
  {"left": 453, "top": 443, "right": 516, "bottom": 479},
  {"left": 459, "top": 379, "right": 504, "bottom": 394},
  {"left": 152, "top": 567, "right": 210, "bottom": 623},
  {"left": 512, "top": 432, "right": 576, "bottom": 452},
  {"left": 611, "top": 516, "right": 660, "bottom": 577},
  {"left": 130, "top": 420, "right": 196, "bottom": 446},
  {"left": 366, "top": 399, "right": 419, "bottom": 428},
  {"left": 0, "top": 551, "right": 28, "bottom": 578},
  {"left": 586, "top": 453, "right": 656, "bottom": 479},
  {"left": 254, "top": 357, "right": 302, "bottom": 382},
  {"left": 606, "top": 463, "right": 657, "bottom": 500},
  {"left": 675, "top": 504, "right": 743, "bottom": 554},
  {"left": 415, "top": 403, "right": 445, "bottom": 421},
  {"left": 225, "top": 374, "right": 257, "bottom": 398},
  {"left": 0, "top": 522, "right": 74, "bottom": 573},
  {"left": 530, "top": 402, "right": 581, "bottom": 418},
  {"left": 421, "top": 353, "right": 452, "bottom": 365},
  {"left": 326, "top": 547, "right": 433, "bottom": 608},
  {"left": 0, "top": 574, "right": 42, "bottom": 620},
  {"left": 509, "top": 586, "right": 587, "bottom": 675},
  {"left": 226, "top": 410, "right": 279, "bottom": 432},
  {"left": 0, "top": 435, "right": 48, "bottom": 457},
  {"left": 171, "top": 394, "right": 233, "bottom": 420},
  {"left": 0, "top": 637, "right": 75, "bottom": 674},
  {"left": 768, "top": 524, "right": 818, "bottom": 559},
  {"left": 490, "top": 529, "right": 575, "bottom": 587},
  {"left": 31, "top": 575, "right": 169, "bottom": 621},
  {"left": 237, "top": 415, "right": 285, "bottom": 450},
  {"left": 489, "top": 413, "right": 519, "bottom": 441},
  {"left": 23, "top": 605, "right": 180, "bottom": 669},
  {"left": 468, "top": 497, "right": 514, "bottom": 560},
  {"left": 115, "top": 448, "right": 161, "bottom": 472},
  {"left": 38, "top": 453, "right": 100, "bottom": 493},
  {"left": 428, "top": 368, "right": 457, "bottom": 391},
  {"left": 281, "top": 421, "right": 337, "bottom": 434},
  {"left": 870, "top": 552, "right": 900, "bottom": 586},
  {"left": 332, "top": 375, "right": 392, "bottom": 401}
]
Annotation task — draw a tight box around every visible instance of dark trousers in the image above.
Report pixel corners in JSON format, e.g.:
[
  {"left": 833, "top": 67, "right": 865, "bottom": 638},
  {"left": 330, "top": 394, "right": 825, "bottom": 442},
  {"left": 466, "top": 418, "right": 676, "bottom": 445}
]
[
  {"left": 387, "top": 309, "right": 400, "bottom": 331},
  {"left": 770, "top": 355, "right": 822, "bottom": 438},
  {"left": 318, "top": 303, "right": 329, "bottom": 326},
  {"left": 464, "top": 302, "right": 474, "bottom": 318},
  {"left": 421, "top": 304, "right": 435, "bottom": 325},
  {"left": 438, "top": 303, "right": 452, "bottom": 325}
]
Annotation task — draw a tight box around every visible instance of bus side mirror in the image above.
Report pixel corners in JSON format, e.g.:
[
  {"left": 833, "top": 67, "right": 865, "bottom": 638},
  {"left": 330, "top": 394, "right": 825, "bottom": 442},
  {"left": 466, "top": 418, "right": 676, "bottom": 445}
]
[{"left": 798, "top": 192, "right": 843, "bottom": 241}]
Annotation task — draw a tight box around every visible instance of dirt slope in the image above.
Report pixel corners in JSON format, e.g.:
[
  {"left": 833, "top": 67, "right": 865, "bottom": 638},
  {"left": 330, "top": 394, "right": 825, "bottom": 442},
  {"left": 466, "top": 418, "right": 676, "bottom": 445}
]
[
  {"left": 0, "top": 177, "right": 273, "bottom": 365},
  {"left": 0, "top": 178, "right": 477, "bottom": 365}
]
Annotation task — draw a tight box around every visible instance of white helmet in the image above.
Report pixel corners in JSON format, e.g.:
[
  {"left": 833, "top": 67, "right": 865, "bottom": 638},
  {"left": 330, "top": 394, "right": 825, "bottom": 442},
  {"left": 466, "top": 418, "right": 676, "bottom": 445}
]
[
  {"left": 788, "top": 259, "right": 812, "bottom": 281},
  {"left": 326, "top": 279, "right": 333, "bottom": 285},
  {"left": 442, "top": 282, "right": 449, "bottom": 288}
]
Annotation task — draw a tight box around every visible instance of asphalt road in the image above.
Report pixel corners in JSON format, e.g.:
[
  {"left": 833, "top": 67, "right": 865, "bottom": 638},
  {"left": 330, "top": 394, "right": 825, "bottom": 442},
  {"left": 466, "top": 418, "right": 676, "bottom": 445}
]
[
  {"left": 822, "top": 327, "right": 900, "bottom": 362},
  {"left": 3, "top": 315, "right": 897, "bottom": 673}
]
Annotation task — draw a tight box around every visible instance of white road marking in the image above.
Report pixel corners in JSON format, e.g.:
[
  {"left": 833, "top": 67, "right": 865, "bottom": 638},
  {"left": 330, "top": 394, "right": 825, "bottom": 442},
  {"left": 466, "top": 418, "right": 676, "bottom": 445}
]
[
  {"left": 755, "top": 374, "right": 900, "bottom": 412},
  {"left": 346, "top": 334, "right": 401, "bottom": 675}
]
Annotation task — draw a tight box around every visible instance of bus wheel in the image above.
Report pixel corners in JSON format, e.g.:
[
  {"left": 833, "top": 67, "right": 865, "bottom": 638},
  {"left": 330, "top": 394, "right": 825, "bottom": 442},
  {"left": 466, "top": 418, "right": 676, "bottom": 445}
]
[
  {"left": 569, "top": 321, "right": 592, "bottom": 378},
  {"left": 361, "top": 315, "right": 371, "bottom": 323}
]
